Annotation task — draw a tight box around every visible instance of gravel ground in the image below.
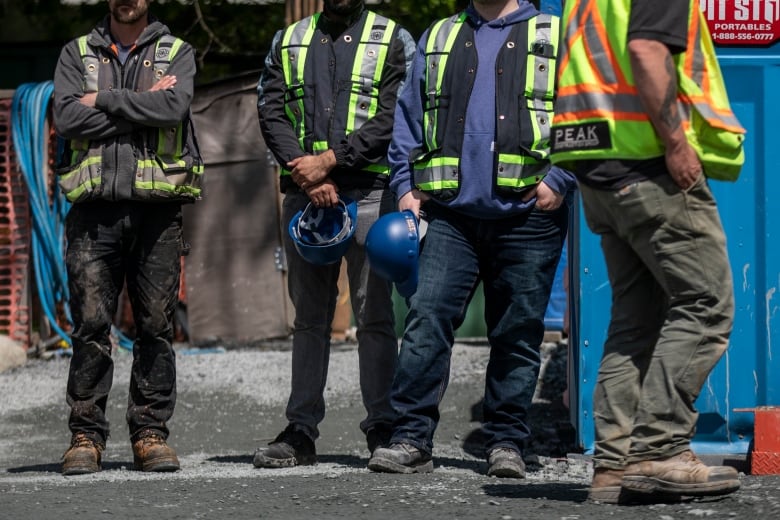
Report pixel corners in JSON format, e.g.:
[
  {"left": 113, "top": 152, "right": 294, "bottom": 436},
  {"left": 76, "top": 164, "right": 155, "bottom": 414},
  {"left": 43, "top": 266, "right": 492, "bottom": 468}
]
[{"left": 0, "top": 340, "right": 776, "bottom": 520}]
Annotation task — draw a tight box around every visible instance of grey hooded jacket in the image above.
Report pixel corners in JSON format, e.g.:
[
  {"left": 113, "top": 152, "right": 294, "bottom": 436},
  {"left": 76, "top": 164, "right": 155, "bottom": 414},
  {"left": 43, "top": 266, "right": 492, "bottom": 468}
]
[{"left": 53, "top": 16, "right": 203, "bottom": 203}]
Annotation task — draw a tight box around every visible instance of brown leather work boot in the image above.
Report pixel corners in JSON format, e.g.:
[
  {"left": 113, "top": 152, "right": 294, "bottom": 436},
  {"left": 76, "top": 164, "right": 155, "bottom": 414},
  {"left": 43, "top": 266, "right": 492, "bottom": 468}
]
[
  {"left": 588, "top": 468, "right": 624, "bottom": 503},
  {"left": 132, "top": 434, "right": 180, "bottom": 472},
  {"left": 62, "top": 433, "right": 103, "bottom": 476},
  {"left": 621, "top": 450, "right": 740, "bottom": 498}
]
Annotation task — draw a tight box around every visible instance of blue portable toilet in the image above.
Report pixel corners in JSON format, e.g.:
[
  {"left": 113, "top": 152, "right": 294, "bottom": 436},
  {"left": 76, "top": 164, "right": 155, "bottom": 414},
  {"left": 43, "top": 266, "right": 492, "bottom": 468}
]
[{"left": 571, "top": 3, "right": 780, "bottom": 455}]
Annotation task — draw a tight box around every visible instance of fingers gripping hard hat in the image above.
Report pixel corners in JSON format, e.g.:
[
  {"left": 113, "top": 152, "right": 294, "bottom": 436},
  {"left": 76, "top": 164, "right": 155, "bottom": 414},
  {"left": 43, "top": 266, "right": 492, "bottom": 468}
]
[
  {"left": 365, "top": 210, "right": 420, "bottom": 298},
  {"left": 289, "top": 196, "right": 357, "bottom": 265}
]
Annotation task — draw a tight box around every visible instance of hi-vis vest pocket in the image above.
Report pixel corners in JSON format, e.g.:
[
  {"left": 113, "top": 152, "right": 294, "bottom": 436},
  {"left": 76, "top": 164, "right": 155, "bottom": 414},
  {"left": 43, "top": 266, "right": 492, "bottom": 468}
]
[
  {"left": 134, "top": 153, "right": 204, "bottom": 200},
  {"left": 687, "top": 106, "right": 745, "bottom": 182},
  {"left": 56, "top": 147, "right": 103, "bottom": 203},
  {"left": 412, "top": 147, "right": 460, "bottom": 202}
]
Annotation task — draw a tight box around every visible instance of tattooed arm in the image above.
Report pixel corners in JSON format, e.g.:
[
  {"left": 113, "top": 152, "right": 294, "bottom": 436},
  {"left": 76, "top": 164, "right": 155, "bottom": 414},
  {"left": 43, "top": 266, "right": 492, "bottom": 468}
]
[{"left": 628, "top": 38, "right": 702, "bottom": 189}]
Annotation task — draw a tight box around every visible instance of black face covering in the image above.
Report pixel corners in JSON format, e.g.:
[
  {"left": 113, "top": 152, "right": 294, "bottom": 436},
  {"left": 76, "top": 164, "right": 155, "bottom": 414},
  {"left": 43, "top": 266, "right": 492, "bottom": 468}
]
[{"left": 323, "top": 0, "right": 364, "bottom": 17}]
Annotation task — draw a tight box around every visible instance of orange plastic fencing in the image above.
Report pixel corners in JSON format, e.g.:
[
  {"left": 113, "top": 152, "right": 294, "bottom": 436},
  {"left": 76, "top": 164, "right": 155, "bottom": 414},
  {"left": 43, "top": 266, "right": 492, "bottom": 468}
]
[{"left": 0, "top": 98, "right": 32, "bottom": 348}]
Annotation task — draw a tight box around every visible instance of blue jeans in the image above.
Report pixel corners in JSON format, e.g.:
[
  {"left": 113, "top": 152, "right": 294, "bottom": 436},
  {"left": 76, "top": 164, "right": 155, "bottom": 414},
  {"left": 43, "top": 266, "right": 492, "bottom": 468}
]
[
  {"left": 282, "top": 187, "right": 398, "bottom": 440},
  {"left": 389, "top": 202, "right": 569, "bottom": 455}
]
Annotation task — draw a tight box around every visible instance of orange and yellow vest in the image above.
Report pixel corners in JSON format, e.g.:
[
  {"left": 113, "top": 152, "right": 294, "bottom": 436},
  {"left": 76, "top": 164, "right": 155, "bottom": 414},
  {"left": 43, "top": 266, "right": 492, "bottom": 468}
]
[{"left": 550, "top": 0, "right": 745, "bottom": 181}]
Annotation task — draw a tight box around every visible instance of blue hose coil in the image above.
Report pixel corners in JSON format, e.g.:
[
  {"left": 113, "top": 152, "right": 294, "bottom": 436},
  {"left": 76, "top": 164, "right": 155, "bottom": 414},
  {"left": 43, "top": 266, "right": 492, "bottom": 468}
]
[{"left": 10, "top": 82, "right": 134, "bottom": 352}]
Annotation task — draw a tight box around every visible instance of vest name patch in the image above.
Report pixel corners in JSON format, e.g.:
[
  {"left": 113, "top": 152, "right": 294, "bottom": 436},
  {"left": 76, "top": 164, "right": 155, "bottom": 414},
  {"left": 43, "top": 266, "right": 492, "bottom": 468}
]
[{"left": 551, "top": 122, "right": 611, "bottom": 152}]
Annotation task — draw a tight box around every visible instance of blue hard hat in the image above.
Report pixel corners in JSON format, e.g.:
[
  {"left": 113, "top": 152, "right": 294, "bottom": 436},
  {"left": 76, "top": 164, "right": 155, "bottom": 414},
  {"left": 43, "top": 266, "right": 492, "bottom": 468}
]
[
  {"left": 289, "top": 196, "right": 357, "bottom": 265},
  {"left": 365, "top": 210, "right": 420, "bottom": 298}
]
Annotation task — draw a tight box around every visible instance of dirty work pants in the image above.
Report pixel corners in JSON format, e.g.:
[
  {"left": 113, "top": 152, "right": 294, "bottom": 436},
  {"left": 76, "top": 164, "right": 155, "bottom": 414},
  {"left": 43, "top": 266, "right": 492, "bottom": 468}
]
[
  {"left": 579, "top": 175, "right": 734, "bottom": 469},
  {"left": 389, "top": 202, "right": 569, "bottom": 455},
  {"left": 282, "top": 188, "right": 398, "bottom": 440},
  {"left": 65, "top": 201, "right": 183, "bottom": 445}
]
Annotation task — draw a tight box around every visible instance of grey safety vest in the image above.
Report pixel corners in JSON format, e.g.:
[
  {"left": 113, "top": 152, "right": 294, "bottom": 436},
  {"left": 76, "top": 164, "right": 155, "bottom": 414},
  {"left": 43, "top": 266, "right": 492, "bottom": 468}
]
[
  {"left": 59, "top": 34, "right": 204, "bottom": 203},
  {"left": 279, "top": 11, "right": 396, "bottom": 176},
  {"left": 414, "top": 13, "right": 559, "bottom": 201}
]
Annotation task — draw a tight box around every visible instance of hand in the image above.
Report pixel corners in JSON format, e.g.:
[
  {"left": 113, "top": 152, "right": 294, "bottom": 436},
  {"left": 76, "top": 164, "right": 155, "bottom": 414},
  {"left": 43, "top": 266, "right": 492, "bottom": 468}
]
[
  {"left": 79, "top": 92, "right": 98, "bottom": 107},
  {"left": 150, "top": 75, "right": 177, "bottom": 92},
  {"left": 305, "top": 178, "right": 339, "bottom": 207},
  {"left": 398, "top": 189, "right": 429, "bottom": 219},
  {"left": 288, "top": 150, "right": 337, "bottom": 189},
  {"left": 665, "top": 139, "right": 703, "bottom": 190},
  {"left": 522, "top": 181, "right": 563, "bottom": 211}
]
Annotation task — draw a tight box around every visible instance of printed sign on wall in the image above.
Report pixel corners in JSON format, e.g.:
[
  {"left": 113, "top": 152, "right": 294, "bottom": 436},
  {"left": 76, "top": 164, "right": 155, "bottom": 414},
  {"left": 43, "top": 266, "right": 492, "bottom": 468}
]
[{"left": 702, "top": 0, "right": 780, "bottom": 45}]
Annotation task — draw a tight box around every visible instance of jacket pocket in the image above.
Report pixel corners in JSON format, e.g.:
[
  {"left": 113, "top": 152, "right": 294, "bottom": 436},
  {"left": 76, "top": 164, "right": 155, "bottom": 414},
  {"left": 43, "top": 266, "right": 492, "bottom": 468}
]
[{"left": 56, "top": 149, "right": 103, "bottom": 203}]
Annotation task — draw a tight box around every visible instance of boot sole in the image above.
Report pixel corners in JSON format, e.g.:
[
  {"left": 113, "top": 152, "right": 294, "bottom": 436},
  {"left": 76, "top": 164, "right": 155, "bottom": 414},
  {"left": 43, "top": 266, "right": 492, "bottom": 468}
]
[
  {"left": 588, "top": 485, "right": 621, "bottom": 504},
  {"left": 134, "top": 457, "right": 181, "bottom": 472},
  {"left": 622, "top": 475, "right": 740, "bottom": 497},
  {"left": 253, "top": 453, "right": 316, "bottom": 468},
  {"left": 487, "top": 462, "right": 525, "bottom": 478},
  {"left": 588, "top": 486, "right": 684, "bottom": 505},
  {"left": 62, "top": 463, "right": 101, "bottom": 476},
  {"left": 367, "top": 457, "right": 434, "bottom": 474}
]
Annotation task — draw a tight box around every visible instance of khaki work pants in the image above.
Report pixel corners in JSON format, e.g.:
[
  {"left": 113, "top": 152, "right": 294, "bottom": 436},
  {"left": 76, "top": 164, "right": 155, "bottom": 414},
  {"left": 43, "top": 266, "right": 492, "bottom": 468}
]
[{"left": 579, "top": 174, "right": 734, "bottom": 469}]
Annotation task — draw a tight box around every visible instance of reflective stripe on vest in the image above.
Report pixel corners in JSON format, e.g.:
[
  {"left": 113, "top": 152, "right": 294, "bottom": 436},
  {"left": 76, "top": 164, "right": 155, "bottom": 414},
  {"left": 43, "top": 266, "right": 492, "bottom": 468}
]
[
  {"left": 347, "top": 13, "right": 396, "bottom": 134},
  {"left": 280, "top": 11, "right": 395, "bottom": 176},
  {"left": 497, "top": 13, "right": 559, "bottom": 189},
  {"left": 280, "top": 14, "right": 317, "bottom": 150},
  {"left": 551, "top": 0, "right": 745, "bottom": 180},
  {"left": 423, "top": 12, "right": 467, "bottom": 152},
  {"left": 416, "top": 13, "right": 559, "bottom": 199}
]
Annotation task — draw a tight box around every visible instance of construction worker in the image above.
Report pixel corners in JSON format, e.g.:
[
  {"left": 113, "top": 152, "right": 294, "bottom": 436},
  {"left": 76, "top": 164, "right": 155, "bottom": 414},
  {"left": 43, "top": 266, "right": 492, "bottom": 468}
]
[
  {"left": 53, "top": 0, "right": 203, "bottom": 475},
  {"left": 253, "top": 0, "right": 415, "bottom": 467},
  {"left": 551, "top": 0, "right": 744, "bottom": 504},
  {"left": 367, "top": 0, "right": 576, "bottom": 478}
]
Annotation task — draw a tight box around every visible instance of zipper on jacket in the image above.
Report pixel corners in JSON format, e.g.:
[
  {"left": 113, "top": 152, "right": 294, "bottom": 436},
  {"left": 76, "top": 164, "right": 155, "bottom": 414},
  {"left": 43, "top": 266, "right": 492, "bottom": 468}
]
[{"left": 111, "top": 51, "right": 136, "bottom": 201}]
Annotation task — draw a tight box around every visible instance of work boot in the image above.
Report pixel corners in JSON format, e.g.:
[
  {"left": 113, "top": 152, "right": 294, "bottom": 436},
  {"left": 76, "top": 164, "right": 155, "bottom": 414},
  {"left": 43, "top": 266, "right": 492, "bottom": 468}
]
[
  {"left": 365, "top": 424, "right": 393, "bottom": 455},
  {"left": 253, "top": 425, "right": 316, "bottom": 468},
  {"left": 621, "top": 450, "right": 740, "bottom": 497},
  {"left": 61, "top": 433, "right": 103, "bottom": 476},
  {"left": 367, "top": 442, "right": 433, "bottom": 474},
  {"left": 590, "top": 468, "right": 683, "bottom": 505},
  {"left": 486, "top": 447, "right": 525, "bottom": 478},
  {"left": 132, "top": 434, "right": 180, "bottom": 472},
  {"left": 588, "top": 468, "right": 624, "bottom": 503}
]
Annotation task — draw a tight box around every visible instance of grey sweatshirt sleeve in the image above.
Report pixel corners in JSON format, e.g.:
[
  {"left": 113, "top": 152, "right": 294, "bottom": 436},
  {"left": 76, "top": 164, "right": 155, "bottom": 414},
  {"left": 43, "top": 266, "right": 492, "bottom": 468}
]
[
  {"left": 95, "top": 42, "right": 196, "bottom": 127},
  {"left": 52, "top": 39, "right": 134, "bottom": 140}
]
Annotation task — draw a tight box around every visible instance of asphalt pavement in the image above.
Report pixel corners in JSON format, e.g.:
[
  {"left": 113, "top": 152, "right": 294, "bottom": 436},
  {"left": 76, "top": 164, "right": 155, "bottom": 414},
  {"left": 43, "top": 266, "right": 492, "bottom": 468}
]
[{"left": 0, "top": 340, "right": 777, "bottom": 520}]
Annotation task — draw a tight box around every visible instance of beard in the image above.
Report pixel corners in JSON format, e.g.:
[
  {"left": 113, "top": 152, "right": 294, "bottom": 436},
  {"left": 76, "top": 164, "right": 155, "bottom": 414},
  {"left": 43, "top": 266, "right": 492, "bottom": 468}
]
[
  {"left": 110, "top": 0, "right": 149, "bottom": 25},
  {"left": 323, "top": 0, "right": 363, "bottom": 16}
]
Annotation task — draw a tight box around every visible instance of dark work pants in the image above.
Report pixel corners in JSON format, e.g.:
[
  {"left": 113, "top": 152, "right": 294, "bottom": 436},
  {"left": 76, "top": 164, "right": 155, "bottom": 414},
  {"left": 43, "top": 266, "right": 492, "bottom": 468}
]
[{"left": 65, "top": 200, "right": 183, "bottom": 445}]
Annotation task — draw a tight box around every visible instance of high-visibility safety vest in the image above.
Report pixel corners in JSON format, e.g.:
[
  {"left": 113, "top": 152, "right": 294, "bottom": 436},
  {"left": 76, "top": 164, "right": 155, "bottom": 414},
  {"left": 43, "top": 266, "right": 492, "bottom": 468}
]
[
  {"left": 413, "top": 12, "right": 560, "bottom": 201},
  {"left": 550, "top": 0, "right": 745, "bottom": 181},
  {"left": 59, "top": 34, "right": 204, "bottom": 203},
  {"left": 280, "top": 11, "right": 396, "bottom": 176}
]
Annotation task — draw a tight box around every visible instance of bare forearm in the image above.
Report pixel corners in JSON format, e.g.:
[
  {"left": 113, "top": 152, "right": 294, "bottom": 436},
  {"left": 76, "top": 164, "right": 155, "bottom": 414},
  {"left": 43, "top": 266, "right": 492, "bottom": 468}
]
[{"left": 628, "top": 38, "right": 687, "bottom": 149}]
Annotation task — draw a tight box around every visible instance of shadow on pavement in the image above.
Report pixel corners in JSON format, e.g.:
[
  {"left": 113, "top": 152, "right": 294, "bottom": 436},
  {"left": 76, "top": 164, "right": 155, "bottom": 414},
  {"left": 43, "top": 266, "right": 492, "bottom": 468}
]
[
  {"left": 207, "top": 453, "right": 367, "bottom": 468},
  {"left": 483, "top": 482, "right": 588, "bottom": 502},
  {"left": 432, "top": 456, "right": 484, "bottom": 473},
  {"left": 6, "top": 461, "right": 132, "bottom": 474}
]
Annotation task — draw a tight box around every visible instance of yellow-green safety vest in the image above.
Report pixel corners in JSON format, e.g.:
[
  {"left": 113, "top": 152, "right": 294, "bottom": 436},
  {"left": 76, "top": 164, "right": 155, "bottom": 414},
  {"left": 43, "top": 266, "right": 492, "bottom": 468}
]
[{"left": 550, "top": 0, "right": 745, "bottom": 181}]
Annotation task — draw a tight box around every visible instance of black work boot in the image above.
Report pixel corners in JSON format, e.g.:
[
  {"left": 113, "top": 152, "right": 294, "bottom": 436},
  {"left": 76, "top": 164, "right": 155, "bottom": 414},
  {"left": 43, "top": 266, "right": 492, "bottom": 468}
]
[
  {"left": 253, "top": 425, "right": 316, "bottom": 468},
  {"left": 132, "top": 433, "right": 180, "bottom": 472},
  {"left": 62, "top": 433, "right": 104, "bottom": 476}
]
